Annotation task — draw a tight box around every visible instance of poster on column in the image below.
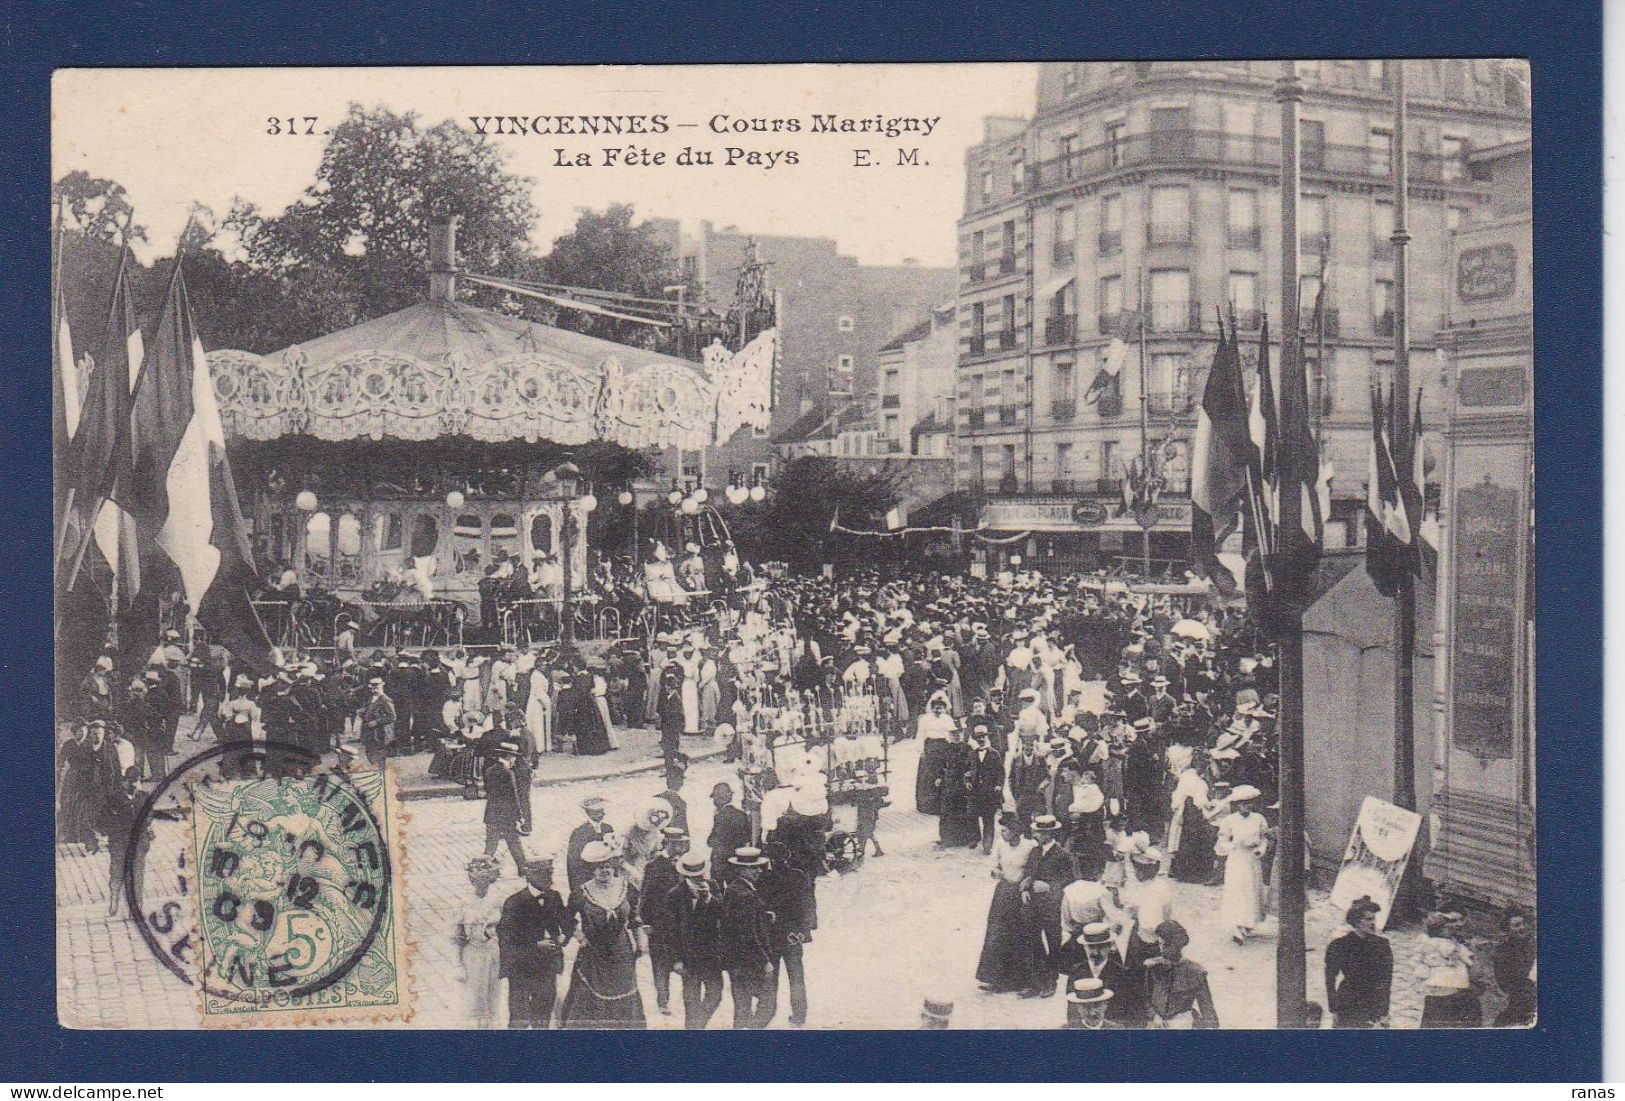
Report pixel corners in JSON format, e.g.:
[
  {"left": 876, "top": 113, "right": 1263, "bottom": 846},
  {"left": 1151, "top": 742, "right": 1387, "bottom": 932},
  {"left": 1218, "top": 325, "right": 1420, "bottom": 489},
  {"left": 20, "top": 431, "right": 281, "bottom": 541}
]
[{"left": 1329, "top": 796, "right": 1424, "bottom": 932}]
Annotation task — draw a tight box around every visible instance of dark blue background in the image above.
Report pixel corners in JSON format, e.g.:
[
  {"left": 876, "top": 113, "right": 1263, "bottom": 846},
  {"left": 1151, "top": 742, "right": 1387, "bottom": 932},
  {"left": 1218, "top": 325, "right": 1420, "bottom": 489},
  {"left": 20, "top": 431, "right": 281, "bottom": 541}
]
[{"left": 0, "top": 0, "right": 1601, "bottom": 1082}]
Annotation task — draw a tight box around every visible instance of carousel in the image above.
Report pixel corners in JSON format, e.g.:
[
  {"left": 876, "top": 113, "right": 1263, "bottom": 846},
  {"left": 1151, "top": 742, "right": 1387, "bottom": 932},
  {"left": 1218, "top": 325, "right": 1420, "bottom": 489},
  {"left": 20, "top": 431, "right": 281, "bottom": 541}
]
[{"left": 206, "top": 221, "right": 775, "bottom": 649}]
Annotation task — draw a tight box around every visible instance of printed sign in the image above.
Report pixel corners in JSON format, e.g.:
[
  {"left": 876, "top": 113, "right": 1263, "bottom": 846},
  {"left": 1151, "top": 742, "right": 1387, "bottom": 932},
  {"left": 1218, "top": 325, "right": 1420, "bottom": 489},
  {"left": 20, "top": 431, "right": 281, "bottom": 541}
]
[
  {"left": 1451, "top": 479, "right": 1521, "bottom": 760},
  {"left": 1328, "top": 796, "right": 1423, "bottom": 932},
  {"left": 1456, "top": 243, "right": 1517, "bottom": 302}
]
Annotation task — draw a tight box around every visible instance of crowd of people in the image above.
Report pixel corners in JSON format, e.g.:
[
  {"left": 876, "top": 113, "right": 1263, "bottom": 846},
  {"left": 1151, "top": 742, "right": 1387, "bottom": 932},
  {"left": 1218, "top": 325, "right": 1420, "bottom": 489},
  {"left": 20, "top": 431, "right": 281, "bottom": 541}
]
[{"left": 56, "top": 557, "right": 1534, "bottom": 1029}]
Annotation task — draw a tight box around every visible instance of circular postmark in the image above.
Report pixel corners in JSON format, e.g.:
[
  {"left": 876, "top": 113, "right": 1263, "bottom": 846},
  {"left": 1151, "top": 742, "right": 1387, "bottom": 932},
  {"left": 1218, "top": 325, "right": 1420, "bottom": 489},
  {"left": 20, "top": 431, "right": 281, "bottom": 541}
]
[{"left": 122, "top": 741, "right": 395, "bottom": 1014}]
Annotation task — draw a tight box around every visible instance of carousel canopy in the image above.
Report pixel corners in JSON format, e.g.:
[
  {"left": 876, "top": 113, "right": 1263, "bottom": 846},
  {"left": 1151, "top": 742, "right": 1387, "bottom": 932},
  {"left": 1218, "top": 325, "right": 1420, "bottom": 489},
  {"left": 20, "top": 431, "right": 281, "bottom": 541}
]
[{"left": 207, "top": 297, "right": 775, "bottom": 452}]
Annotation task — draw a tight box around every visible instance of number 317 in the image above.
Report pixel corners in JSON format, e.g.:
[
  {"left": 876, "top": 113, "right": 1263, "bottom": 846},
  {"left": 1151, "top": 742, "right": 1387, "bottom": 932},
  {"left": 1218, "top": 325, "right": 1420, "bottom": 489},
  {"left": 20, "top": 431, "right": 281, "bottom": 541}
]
[{"left": 268, "top": 117, "right": 319, "bottom": 136}]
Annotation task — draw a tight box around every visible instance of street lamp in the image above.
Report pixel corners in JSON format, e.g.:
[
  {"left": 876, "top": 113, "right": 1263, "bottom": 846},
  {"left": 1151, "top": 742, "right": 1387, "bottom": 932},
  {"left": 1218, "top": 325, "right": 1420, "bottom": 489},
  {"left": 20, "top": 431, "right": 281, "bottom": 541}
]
[{"left": 551, "top": 460, "right": 583, "bottom": 658}]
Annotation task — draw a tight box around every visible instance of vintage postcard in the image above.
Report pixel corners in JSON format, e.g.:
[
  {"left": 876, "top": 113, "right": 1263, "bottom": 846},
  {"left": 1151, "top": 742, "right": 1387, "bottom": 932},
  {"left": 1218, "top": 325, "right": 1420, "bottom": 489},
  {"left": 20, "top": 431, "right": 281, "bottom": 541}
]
[{"left": 53, "top": 60, "right": 1534, "bottom": 1030}]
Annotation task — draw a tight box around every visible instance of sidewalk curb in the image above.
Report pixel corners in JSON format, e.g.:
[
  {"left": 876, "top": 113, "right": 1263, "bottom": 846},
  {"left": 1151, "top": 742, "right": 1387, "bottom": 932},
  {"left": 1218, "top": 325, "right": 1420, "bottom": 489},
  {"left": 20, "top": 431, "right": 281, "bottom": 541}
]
[{"left": 397, "top": 742, "right": 728, "bottom": 802}]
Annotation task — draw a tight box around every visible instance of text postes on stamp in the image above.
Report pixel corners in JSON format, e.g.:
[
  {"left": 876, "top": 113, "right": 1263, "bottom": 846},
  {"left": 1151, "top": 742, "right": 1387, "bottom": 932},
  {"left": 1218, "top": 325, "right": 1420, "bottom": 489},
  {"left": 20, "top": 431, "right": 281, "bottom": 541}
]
[{"left": 187, "top": 768, "right": 409, "bottom": 1025}]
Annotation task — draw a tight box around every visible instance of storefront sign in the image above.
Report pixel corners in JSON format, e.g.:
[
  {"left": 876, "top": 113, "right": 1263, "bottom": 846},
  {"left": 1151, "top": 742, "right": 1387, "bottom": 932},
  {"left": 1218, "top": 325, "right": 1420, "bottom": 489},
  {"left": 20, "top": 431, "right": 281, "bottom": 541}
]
[
  {"left": 1070, "top": 499, "right": 1108, "bottom": 525},
  {"left": 1451, "top": 479, "right": 1520, "bottom": 761},
  {"left": 984, "top": 497, "right": 1191, "bottom": 533},
  {"left": 1328, "top": 796, "right": 1423, "bottom": 932},
  {"left": 1456, "top": 243, "right": 1517, "bottom": 302}
]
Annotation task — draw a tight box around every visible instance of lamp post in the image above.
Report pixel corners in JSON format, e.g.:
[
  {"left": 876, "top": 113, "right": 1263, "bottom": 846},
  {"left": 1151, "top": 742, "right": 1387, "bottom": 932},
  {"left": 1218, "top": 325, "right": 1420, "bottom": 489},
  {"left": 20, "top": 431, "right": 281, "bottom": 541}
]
[{"left": 552, "top": 461, "right": 582, "bottom": 658}]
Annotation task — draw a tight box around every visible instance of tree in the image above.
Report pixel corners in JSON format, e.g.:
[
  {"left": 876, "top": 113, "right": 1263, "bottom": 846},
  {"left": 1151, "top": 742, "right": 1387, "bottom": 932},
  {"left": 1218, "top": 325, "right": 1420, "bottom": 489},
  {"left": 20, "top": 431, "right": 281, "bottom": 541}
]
[
  {"left": 743, "top": 456, "right": 907, "bottom": 571},
  {"left": 223, "top": 103, "right": 539, "bottom": 348},
  {"left": 53, "top": 171, "right": 147, "bottom": 245},
  {"left": 534, "top": 204, "right": 688, "bottom": 348}
]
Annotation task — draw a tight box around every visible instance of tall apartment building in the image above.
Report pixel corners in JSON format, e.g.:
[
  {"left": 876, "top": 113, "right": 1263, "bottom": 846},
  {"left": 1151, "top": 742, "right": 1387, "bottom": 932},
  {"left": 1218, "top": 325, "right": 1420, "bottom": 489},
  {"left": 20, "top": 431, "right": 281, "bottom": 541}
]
[
  {"left": 876, "top": 301, "right": 958, "bottom": 456},
  {"left": 956, "top": 59, "right": 1531, "bottom": 571},
  {"left": 670, "top": 222, "right": 955, "bottom": 490}
]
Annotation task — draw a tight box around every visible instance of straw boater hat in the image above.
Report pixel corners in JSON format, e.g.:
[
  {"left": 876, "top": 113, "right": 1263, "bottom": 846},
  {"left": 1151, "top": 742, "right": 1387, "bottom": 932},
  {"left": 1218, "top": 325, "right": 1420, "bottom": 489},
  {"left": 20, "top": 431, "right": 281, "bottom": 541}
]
[
  {"left": 677, "top": 854, "right": 709, "bottom": 878},
  {"left": 921, "top": 994, "right": 954, "bottom": 1024},
  {"left": 1068, "top": 977, "right": 1114, "bottom": 1006},
  {"left": 728, "top": 845, "right": 770, "bottom": 868},
  {"left": 1030, "top": 815, "right": 1064, "bottom": 835},
  {"left": 580, "top": 840, "right": 616, "bottom": 865},
  {"left": 1228, "top": 784, "right": 1262, "bottom": 803},
  {"left": 1081, "top": 921, "right": 1113, "bottom": 948}
]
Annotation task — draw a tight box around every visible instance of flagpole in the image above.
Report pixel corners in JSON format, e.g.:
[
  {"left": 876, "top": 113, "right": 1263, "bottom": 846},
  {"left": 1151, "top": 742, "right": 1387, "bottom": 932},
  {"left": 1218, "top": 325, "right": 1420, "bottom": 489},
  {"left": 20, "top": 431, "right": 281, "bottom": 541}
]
[
  {"left": 1137, "top": 266, "right": 1151, "bottom": 576},
  {"left": 1390, "top": 61, "right": 1418, "bottom": 818},
  {"left": 1273, "top": 59, "right": 1309, "bottom": 1029}
]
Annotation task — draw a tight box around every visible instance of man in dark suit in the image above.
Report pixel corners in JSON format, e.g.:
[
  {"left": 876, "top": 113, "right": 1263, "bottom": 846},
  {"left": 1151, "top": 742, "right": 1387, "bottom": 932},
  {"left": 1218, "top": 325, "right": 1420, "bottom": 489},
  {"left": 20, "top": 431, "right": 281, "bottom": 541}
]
[
  {"left": 762, "top": 840, "right": 817, "bottom": 1027},
  {"left": 1008, "top": 732, "right": 1047, "bottom": 829},
  {"left": 641, "top": 826, "right": 688, "bottom": 1016},
  {"left": 966, "top": 723, "right": 1005, "bottom": 853},
  {"left": 664, "top": 854, "right": 725, "bottom": 1029},
  {"left": 497, "top": 858, "right": 568, "bottom": 1028},
  {"left": 358, "top": 675, "right": 396, "bottom": 769},
  {"left": 719, "top": 846, "right": 774, "bottom": 1029},
  {"left": 565, "top": 796, "right": 614, "bottom": 893},
  {"left": 707, "top": 782, "right": 752, "bottom": 885},
  {"left": 1021, "top": 815, "right": 1077, "bottom": 998},
  {"left": 482, "top": 739, "right": 531, "bottom": 873}
]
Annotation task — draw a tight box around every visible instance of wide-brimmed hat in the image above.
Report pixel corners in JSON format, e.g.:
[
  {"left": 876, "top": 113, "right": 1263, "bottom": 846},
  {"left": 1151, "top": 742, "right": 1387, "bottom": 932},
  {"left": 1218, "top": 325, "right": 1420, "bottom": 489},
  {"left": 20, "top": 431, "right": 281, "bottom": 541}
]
[
  {"left": 660, "top": 826, "right": 689, "bottom": 842},
  {"left": 1081, "top": 921, "right": 1113, "bottom": 947},
  {"left": 1228, "top": 784, "right": 1262, "bottom": 803},
  {"left": 728, "top": 845, "right": 770, "bottom": 868},
  {"left": 1068, "top": 977, "right": 1114, "bottom": 1006},
  {"left": 580, "top": 840, "right": 617, "bottom": 865}
]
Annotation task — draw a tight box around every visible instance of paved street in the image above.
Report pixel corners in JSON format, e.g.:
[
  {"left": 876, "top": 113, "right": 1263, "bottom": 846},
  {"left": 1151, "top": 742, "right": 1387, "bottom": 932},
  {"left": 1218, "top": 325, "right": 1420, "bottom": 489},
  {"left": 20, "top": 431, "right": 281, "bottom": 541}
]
[{"left": 58, "top": 716, "right": 1447, "bottom": 1030}]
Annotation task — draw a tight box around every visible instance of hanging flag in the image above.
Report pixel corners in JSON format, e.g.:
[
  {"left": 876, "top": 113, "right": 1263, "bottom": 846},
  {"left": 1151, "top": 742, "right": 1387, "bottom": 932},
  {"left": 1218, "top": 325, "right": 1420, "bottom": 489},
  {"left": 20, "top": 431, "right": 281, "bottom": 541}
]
[
  {"left": 58, "top": 246, "right": 143, "bottom": 604},
  {"left": 884, "top": 506, "right": 905, "bottom": 531},
  {"left": 1083, "top": 337, "right": 1128, "bottom": 404},
  {"left": 1365, "top": 384, "right": 1401, "bottom": 596},
  {"left": 1248, "top": 318, "right": 1324, "bottom": 635},
  {"left": 119, "top": 260, "right": 275, "bottom": 674},
  {"left": 1189, "top": 315, "right": 1253, "bottom": 592},
  {"left": 1409, "top": 389, "right": 1439, "bottom": 573},
  {"left": 1250, "top": 318, "right": 1280, "bottom": 542}
]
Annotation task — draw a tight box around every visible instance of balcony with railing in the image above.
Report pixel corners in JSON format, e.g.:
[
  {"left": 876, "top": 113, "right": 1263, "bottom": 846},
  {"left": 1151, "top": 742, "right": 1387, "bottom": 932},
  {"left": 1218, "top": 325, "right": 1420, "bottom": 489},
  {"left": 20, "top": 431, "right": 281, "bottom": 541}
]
[
  {"left": 999, "top": 253, "right": 1018, "bottom": 276},
  {"left": 1097, "top": 390, "right": 1124, "bottom": 417},
  {"left": 1044, "top": 314, "right": 1077, "bottom": 345},
  {"left": 1051, "top": 398, "right": 1076, "bottom": 421},
  {"left": 1147, "top": 300, "right": 1203, "bottom": 333},
  {"left": 1374, "top": 310, "right": 1396, "bottom": 338},
  {"left": 998, "top": 472, "right": 1020, "bottom": 494},
  {"left": 998, "top": 328, "right": 1019, "bottom": 351},
  {"left": 1099, "top": 229, "right": 1123, "bottom": 256},
  {"left": 965, "top": 262, "right": 985, "bottom": 283},
  {"left": 966, "top": 408, "right": 986, "bottom": 430},
  {"left": 999, "top": 404, "right": 1020, "bottom": 425},
  {"left": 1099, "top": 309, "right": 1136, "bottom": 336},
  {"left": 1096, "top": 477, "right": 1125, "bottom": 496},
  {"left": 880, "top": 393, "right": 901, "bottom": 409},
  {"left": 1306, "top": 307, "right": 1341, "bottom": 339},
  {"left": 1024, "top": 128, "right": 1458, "bottom": 195},
  {"left": 1146, "top": 390, "right": 1196, "bottom": 416},
  {"left": 1228, "top": 225, "right": 1262, "bottom": 250},
  {"left": 1147, "top": 220, "right": 1194, "bottom": 247},
  {"left": 968, "top": 334, "right": 987, "bottom": 356},
  {"left": 1051, "top": 477, "right": 1083, "bottom": 495},
  {"left": 1052, "top": 239, "right": 1075, "bottom": 264}
]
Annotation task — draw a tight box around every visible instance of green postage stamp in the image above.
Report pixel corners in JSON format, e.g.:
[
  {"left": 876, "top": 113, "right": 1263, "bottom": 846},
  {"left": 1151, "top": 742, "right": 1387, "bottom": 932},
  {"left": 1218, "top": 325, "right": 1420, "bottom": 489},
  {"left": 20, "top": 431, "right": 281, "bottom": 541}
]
[{"left": 187, "top": 768, "right": 410, "bottom": 1025}]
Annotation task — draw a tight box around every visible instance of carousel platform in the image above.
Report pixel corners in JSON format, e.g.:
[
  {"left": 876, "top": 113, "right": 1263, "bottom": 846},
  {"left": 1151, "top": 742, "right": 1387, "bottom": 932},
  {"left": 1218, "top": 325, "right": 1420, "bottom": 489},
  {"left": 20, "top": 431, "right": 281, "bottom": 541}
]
[{"left": 393, "top": 725, "right": 726, "bottom": 801}]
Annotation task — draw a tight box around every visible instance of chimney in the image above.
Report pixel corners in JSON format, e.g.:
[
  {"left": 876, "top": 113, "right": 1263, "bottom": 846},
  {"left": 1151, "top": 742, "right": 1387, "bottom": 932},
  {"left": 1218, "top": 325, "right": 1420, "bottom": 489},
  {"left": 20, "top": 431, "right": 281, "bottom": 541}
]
[{"left": 428, "top": 217, "right": 460, "bottom": 303}]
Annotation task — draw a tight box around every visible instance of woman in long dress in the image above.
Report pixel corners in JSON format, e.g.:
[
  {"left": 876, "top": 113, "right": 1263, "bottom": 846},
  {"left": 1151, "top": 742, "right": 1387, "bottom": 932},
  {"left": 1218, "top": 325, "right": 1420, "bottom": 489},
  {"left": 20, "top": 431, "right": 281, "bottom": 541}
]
[
  {"left": 454, "top": 854, "right": 506, "bottom": 1027},
  {"left": 1167, "top": 746, "right": 1217, "bottom": 884},
  {"left": 524, "top": 665, "right": 553, "bottom": 754},
  {"left": 913, "top": 691, "right": 958, "bottom": 815},
  {"left": 562, "top": 670, "right": 611, "bottom": 756},
  {"left": 1214, "top": 786, "right": 1269, "bottom": 942},
  {"left": 678, "top": 643, "right": 703, "bottom": 736},
  {"left": 975, "top": 813, "right": 1042, "bottom": 993},
  {"left": 560, "top": 842, "right": 646, "bottom": 1029}
]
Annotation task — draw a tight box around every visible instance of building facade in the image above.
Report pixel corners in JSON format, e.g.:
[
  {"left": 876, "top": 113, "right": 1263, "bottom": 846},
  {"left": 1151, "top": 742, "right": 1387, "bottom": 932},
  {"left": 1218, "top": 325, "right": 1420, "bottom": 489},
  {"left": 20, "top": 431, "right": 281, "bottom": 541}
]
[
  {"left": 876, "top": 301, "right": 958, "bottom": 456},
  {"left": 955, "top": 60, "right": 1531, "bottom": 573}
]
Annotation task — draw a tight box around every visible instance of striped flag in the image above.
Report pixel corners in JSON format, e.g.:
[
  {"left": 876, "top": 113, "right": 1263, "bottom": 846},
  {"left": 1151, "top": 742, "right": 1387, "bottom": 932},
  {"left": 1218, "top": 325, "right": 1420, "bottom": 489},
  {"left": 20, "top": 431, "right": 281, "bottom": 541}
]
[
  {"left": 57, "top": 246, "right": 142, "bottom": 605},
  {"left": 118, "top": 260, "right": 274, "bottom": 673},
  {"left": 1189, "top": 315, "right": 1253, "bottom": 592},
  {"left": 1083, "top": 337, "right": 1128, "bottom": 404},
  {"left": 1365, "top": 383, "right": 1409, "bottom": 595}
]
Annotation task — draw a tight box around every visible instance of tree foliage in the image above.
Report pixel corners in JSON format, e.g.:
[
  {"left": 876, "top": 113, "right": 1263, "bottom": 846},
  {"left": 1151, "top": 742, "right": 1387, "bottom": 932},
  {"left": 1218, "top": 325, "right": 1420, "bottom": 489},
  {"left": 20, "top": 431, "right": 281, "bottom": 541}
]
[
  {"left": 221, "top": 103, "right": 539, "bottom": 348},
  {"left": 735, "top": 456, "right": 908, "bottom": 570},
  {"left": 533, "top": 203, "right": 689, "bottom": 348},
  {"left": 53, "top": 171, "right": 147, "bottom": 245}
]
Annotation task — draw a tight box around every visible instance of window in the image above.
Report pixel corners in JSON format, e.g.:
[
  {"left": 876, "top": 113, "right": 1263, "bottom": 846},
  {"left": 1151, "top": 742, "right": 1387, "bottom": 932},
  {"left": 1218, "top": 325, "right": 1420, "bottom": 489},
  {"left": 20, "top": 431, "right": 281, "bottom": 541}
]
[
  {"left": 837, "top": 354, "right": 854, "bottom": 371},
  {"left": 1054, "top": 360, "right": 1076, "bottom": 402},
  {"left": 373, "top": 511, "right": 403, "bottom": 552},
  {"left": 1055, "top": 442, "right": 1074, "bottom": 483},
  {"left": 1373, "top": 199, "right": 1394, "bottom": 259},
  {"left": 970, "top": 230, "right": 986, "bottom": 267},
  {"left": 1099, "top": 275, "right": 1123, "bottom": 328},
  {"left": 1369, "top": 127, "right": 1393, "bottom": 176},
  {"left": 1300, "top": 119, "right": 1326, "bottom": 169},
  {"left": 1366, "top": 59, "right": 1387, "bottom": 84},
  {"left": 1002, "top": 444, "right": 1017, "bottom": 478},
  {"left": 1227, "top": 188, "right": 1259, "bottom": 249},
  {"left": 1447, "top": 205, "right": 1467, "bottom": 234},
  {"left": 1099, "top": 193, "right": 1123, "bottom": 255},
  {"left": 1441, "top": 135, "right": 1467, "bottom": 182},
  {"left": 1227, "top": 271, "right": 1259, "bottom": 323},
  {"left": 1054, "top": 205, "right": 1076, "bottom": 262},
  {"left": 884, "top": 414, "right": 899, "bottom": 438},
  {"left": 1150, "top": 352, "right": 1190, "bottom": 404},
  {"left": 1001, "top": 220, "right": 1017, "bottom": 268},
  {"left": 1104, "top": 121, "right": 1126, "bottom": 167},
  {"left": 1058, "top": 134, "right": 1076, "bottom": 179},
  {"left": 980, "top": 168, "right": 994, "bottom": 201},
  {"left": 1300, "top": 193, "right": 1328, "bottom": 256},
  {"left": 1149, "top": 106, "right": 1190, "bottom": 158},
  {"left": 1149, "top": 268, "right": 1192, "bottom": 331},
  {"left": 1001, "top": 294, "right": 1018, "bottom": 344},
  {"left": 1062, "top": 65, "right": 1079, "bottom": 94},
  {"left": 837, "top": 315, "right": 855, "bottom": 332},
  {"left": 1443, "top": 59, "right": 1466, "bottom": 98},
  {"left": 883, "top": 368, "right": 900, "bottom": 393},
  {"left": 1012, "top": 154, "right": 1025, "bottom": 191},
  {"left": 970, "top": 446, "right": 985, "bottom": 488},
  {"left": 971, "top": 301, "right": 986, "bottom": 338},
  {"left": 452, "top": 514, "right": 484, "bottom": 574},
  {"left": 1100, "top": 440, "right": 1118, "bottom": 479},
  {"left": 410, "top": 514, "right": 439, "bottom": 558},
  {"left": 751, "top": 462, "right": 770, "bottom": 486},
  {"left": 1300, "top": 274, "right": 1323, "bottom": 314},
  {"left": 1374, "top": 278, "right": 1394, "bottom": 333},
  {"left": 1149, "top": 184, "right": 1191, "bottom": 244},
  {"left": 1222, "top": 103, "right": 1255, "bottom": 160}
]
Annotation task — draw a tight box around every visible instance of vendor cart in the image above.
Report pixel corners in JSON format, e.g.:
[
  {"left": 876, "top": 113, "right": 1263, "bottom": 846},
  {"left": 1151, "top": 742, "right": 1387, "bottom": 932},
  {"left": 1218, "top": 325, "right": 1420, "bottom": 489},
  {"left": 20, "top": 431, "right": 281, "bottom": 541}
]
[{"left": 741, "top": 685, "right": 896, "bottom": 873}]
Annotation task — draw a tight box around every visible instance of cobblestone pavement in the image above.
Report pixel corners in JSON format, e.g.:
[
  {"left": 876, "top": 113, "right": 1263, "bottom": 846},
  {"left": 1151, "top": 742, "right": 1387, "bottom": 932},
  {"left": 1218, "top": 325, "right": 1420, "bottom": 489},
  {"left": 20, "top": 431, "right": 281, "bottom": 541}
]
[{"left": 58, "top": 720, "right": 1451, "bottom": 1030}]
